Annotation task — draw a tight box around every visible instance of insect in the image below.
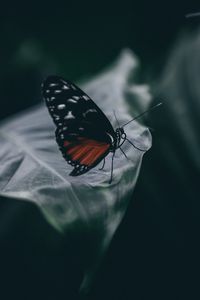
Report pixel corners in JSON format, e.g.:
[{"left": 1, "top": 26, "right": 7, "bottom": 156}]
[{"left": 42, "top": 75, "right": 161, "bottom": 183}]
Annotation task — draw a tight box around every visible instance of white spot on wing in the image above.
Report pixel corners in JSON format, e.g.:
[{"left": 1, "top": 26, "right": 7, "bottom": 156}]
[
  {"left": 63, "top": 85, "right": 69, "bottom": 90},
  {"left": 83, "top": 109, "right": 97, "bottom": 117},
  {"left": 82, "top": 95, "right": 90, "bottom": 101},
  {"left": 67, "top": 98, "right": 77, "bottom": 104},
  {"left": 87, "top": 109, "right": 97, "bottom": 113},
  {"left": 49, "top": 83, "right": 59, "bottom": 87},
  {"left": 64, "top": 111, "right": 75, "bottom": 120},
  {"left": 49, "top": 105, "right": 55, "bottom": 112},
  {"left": 54, "top": 90, "right": 62, "bottom": 93},
  {"left": 61, "top": 79, "right": 67, "bottom": 84},
  {"left": 57, "top": 104, "right": 66, "bottom": 110},
  {"left": 72, "top": 96, "right": 80, "bottom": 100}
]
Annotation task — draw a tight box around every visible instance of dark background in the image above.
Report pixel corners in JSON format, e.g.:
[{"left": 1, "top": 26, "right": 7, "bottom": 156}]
[
  {"left": 0, "top": 1, "right": 199, "bottom": 121},
  {"left": 0, "top": 1, "right": 200, "bottom": 299}
]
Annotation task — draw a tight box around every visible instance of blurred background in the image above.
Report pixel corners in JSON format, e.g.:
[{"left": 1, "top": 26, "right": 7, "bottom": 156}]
[
  {"left": 1, "top": 1, "right": 200, "bottom": 299},
  {"left": 0, "top": 0, "right": 199, "bottom": 120}
]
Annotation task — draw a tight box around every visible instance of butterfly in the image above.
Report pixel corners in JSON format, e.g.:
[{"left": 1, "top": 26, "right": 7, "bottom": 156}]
[{"left": 42, "top": 76, "right": 160, "bottom": 183}]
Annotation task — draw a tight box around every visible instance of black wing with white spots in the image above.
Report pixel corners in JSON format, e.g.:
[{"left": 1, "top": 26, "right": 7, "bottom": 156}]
[{"left": 42, "top": 75, "right": 116, "bottom": 176}]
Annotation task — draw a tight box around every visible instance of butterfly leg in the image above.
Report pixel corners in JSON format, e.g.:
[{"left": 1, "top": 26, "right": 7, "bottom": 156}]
[
  {"left": 125, "top": 138, "right": 147, "bottom": 152},
  {"left": 120, "top": 147, "right": 133, "bottom": 161},
  {"left": 99, "top": 158, "right": 106, "bottom": 170},
  {"left": 109, "top": 151, "right": 115, "bottom": 184}
]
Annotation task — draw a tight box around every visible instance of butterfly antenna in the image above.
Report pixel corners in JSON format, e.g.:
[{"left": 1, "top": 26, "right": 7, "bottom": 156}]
[
  {"left": 122, "top": 102, "right": 162, "bottom": 128},
  {"left": 113, "top": 110, "right": 120, "bottom": 127}
]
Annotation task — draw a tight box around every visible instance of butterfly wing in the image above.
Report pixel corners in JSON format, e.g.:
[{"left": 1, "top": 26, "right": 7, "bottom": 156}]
[
  {"left": 42, "top": 75, "right": 115, "bottom": 175},
  {"left": 56, "top": 132, "right": 110, "bottom": 175}
]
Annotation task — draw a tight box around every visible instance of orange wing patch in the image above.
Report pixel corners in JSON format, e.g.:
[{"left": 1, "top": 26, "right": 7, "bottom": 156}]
[{"left": 64, "top": 138, "right": 110, "bottom": 167}]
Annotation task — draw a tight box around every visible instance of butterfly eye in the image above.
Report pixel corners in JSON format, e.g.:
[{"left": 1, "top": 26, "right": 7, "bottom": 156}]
[{"left": 122, "top": 133, "right": 126, "bottom": 139}]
